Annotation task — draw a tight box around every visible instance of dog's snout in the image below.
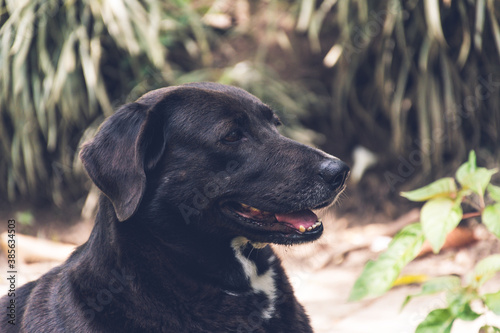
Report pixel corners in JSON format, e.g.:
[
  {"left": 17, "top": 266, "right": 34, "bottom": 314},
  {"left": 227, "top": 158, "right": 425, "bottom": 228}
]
[{"left": 318, "top": 159, "right": 350, "bottom": 189}]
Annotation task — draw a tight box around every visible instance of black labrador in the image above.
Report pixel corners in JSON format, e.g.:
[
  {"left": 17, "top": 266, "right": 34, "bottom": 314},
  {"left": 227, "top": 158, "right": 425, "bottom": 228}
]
[{"left": 0, "top": 83, "right": 349, "bottom": 332}]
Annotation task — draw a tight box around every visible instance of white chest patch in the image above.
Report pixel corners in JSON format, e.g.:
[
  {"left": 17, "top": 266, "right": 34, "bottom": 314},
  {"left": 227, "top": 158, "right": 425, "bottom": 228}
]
[{"left": 231, "top": 237, "right": 277, "bottom": 320}]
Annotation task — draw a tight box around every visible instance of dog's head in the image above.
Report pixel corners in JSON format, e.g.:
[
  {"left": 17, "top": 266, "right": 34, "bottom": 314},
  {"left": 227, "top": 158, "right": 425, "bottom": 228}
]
[{"left": 80, "top": 83, "right": 349, "bottom": 245}]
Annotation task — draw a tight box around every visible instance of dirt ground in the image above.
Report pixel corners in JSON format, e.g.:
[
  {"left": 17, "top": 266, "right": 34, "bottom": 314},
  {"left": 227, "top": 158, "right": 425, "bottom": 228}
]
[
  {"left": 277, "top": 208, "right": 500, "bottom": 333},
  {"left": 1, "top": 208, "right": 500, "bottom": 333}
]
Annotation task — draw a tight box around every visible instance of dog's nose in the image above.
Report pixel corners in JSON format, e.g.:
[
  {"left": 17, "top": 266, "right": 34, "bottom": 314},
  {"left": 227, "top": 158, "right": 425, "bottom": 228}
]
[{"left": 318, "top": 159, "right": 350, "bottom": 189}]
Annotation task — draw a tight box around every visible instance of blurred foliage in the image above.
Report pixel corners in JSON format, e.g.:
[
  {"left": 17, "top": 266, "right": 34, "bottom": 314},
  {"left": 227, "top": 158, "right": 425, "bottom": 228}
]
[
  {"left": 0, "top": 0, "right": 315, "bottom": 207},
  {"left": 298, "top": 0, "right": 500, "bottom": 175},
  {"left": 1, "top": 0, "right": 499, "bottom": 209},
  {"left": 0, "top": 0, "right": 214, "bottom": 205}
]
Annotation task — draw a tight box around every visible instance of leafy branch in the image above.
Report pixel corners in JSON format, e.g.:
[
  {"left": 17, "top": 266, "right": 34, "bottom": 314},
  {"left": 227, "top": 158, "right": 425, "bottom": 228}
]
[{"left": 350, "top": 151, "right": 500, "bottom": 333}]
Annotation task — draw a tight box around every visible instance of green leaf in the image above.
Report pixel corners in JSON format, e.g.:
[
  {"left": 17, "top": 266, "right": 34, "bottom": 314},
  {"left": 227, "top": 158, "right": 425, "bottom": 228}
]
[
  {"left": 421, "top": 276, "right": 462, "bottom": 294},
  {"left": 461, "top": 150, "right": 477, "bottom": 172},
  {"left": 401, "top": 177, "right": 457, "bottom": 202},
  {"left": 349, "top": 223, "right": 425, "bottom": 301},
  {"left": 488, "top": 184, "right": 500, "bottom": 202},
  {"left": 415, "top": 308, "right": 454, "bottom": 333},
  {"left": 401, "top": 294, "right": 414, "bottom": 310},
  {"left": 454, "top": 302, "right": 481, "bottom": 321},
  {"left": 15, "top": 210, "right": 34, "bottom": 226},
  {"left": 471, "top": 254, "right": 500, "bottom": 287},
  {"left": 421, "top": 198, "right": 463, "bottom": 253},
  {"left": 483, "top": 203, "right": 500, "bottom": 239},
  {"left": 401, "top": 276, "right": 461, "bottom": 310},
  {"left": 456, "top": 151, "right": 497, "bottom": 198},
  {"left": 480, "top": 325, "right": 500, "bottom": 333},
  {"left": 484, "top": 291, "right": 500, "bottom": 315}
]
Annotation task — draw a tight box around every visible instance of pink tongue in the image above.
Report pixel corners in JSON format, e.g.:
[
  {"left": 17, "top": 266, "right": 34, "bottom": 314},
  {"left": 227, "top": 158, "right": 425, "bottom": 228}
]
[{"left": 275, "top": 210, "right": 318, "bottom": 229}]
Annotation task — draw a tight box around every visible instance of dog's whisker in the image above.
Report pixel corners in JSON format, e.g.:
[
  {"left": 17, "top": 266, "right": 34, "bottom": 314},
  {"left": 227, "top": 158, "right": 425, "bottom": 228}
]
[{"left": 246, "top": 245, "right": 255, "bottom": 260}]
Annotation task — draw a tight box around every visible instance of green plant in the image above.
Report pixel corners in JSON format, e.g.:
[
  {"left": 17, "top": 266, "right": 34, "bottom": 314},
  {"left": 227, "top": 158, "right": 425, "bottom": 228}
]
[
  {"left": 1, "top": 0, "right": 325, "bottom": 209},
  {"left": 0, "top": 0, "right": 212, "bottom": 205},
  {"left": 350, "top": 151, "right": 500, "bottom": 332},
  {"left": 297, "top": 0, "right": 500, "bottom": 172}
]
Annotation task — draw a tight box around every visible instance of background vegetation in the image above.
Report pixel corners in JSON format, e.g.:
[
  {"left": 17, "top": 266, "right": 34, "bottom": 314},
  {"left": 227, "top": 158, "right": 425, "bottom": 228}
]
[{"left": 1, "top": 0, "right": 499, "bottom": 214}]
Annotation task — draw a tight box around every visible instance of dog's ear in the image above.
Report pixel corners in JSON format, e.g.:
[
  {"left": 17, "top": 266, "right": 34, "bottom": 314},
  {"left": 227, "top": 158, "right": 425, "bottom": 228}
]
[{"left": 80, "top": 101, "right": 168, "bottom": 221}]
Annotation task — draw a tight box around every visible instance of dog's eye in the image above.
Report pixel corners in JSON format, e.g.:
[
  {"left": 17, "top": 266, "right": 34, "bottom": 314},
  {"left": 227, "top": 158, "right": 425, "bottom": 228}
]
[{"left": 223, "top": 130, "right": 243, "bottom": 143}]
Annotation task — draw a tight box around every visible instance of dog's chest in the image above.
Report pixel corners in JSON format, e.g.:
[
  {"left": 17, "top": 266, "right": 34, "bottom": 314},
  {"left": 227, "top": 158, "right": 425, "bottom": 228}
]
[
  {"left": 160, "top": 238, "right": 283, "bottom": 332},
  {"left": 229, "top": 237, "right": 278, "bottom": 320}
]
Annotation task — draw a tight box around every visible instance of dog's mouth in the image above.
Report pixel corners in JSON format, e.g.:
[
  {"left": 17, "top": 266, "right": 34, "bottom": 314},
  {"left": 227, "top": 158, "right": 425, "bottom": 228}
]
[{"left": 220, "top": 201, "right": 324, "bottom": 244}]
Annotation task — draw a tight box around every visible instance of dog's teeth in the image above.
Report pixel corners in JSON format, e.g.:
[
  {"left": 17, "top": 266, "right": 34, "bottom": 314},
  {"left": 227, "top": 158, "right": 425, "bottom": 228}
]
[
  {"left": 299, "top": 225, "right": 306, "bottom": 233},
  {"left": 307, "top": 226, "right": 312, "bottom": 231},
  {"left": 249, "top": 206, "right": 261, "bottom": 213},
  {"left": 241, "top": 203, "right": 250, "bottom": 209}
]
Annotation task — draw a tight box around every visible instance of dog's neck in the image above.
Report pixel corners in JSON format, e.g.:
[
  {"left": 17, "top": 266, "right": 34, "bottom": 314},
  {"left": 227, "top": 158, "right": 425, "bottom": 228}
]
[
  {"left": 82, "top": 196, "right": 279, "bottom": 302},
  {"left": 229, "top": 236, "right": 278, "bottom": 319}
]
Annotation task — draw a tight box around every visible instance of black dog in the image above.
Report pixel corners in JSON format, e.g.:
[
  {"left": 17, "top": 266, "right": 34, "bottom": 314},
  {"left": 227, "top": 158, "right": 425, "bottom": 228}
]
[{"left": 1, "top": 83, "right": 349, "bottom": 332}]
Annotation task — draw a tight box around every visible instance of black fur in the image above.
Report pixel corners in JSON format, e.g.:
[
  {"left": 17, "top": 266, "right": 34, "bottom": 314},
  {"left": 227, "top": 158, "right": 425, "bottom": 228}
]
[{"left": 0, "top": 83, "right": 349, "bottom": 332}]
